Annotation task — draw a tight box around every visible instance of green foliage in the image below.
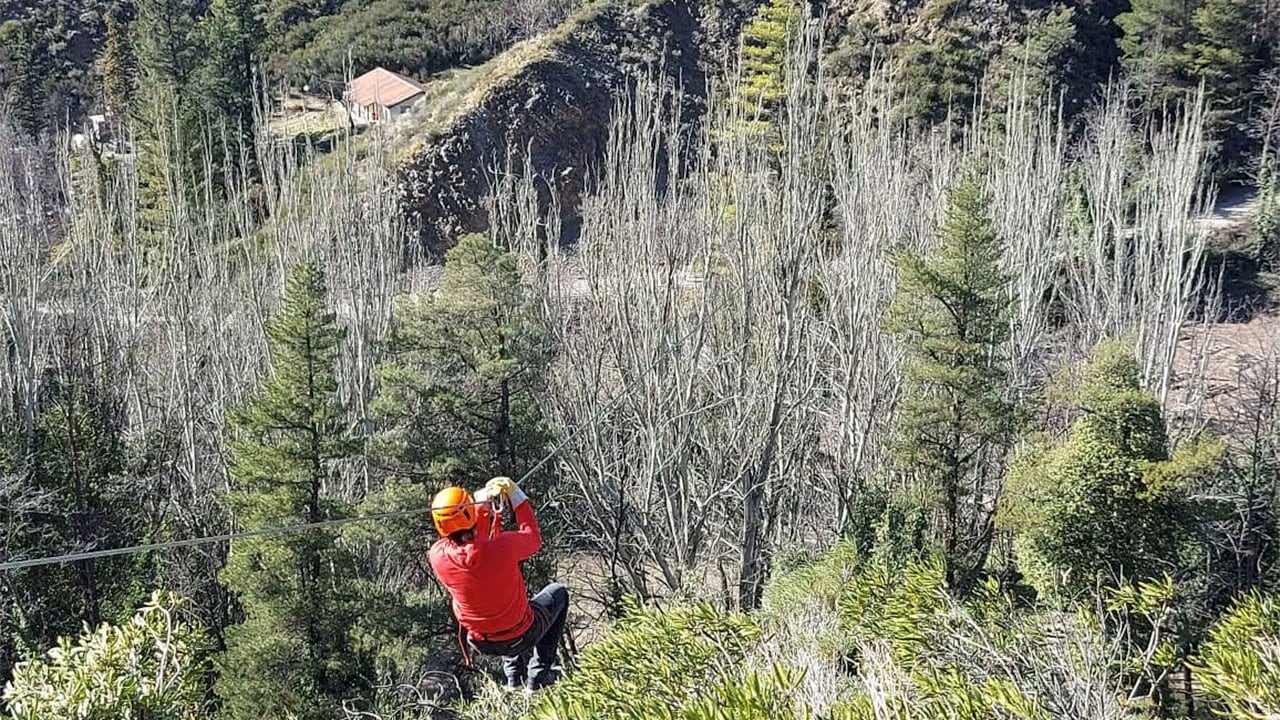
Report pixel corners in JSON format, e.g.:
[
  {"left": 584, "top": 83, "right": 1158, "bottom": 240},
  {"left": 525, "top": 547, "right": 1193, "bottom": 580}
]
[
  {"left": 0, "top": 357, "right": 159, "bottom": 683},
  {"left": 341, "top": 475, "right": 451, "bottom": 682},
  {"left": 131, "top": 0, "right": 258, "bottom": 217},
  {"left": 0, "top": 19, "right": 48, "bottom": 136},
  {"left": 133, "top": 0, "right": 202, "bottom": 89},
  {"left": 2, "top": 591, "right": 209, "bottom": 720},
  {"left": 836, "top": 560, "right": 952, "bottom": 665},
  {"left": 761, "top": 540, "right": 861, "bottom": 617},
  {"left": 736, "top": 0, "right": 798, "bottom": 122},
  {"left": 1117, "top": 0, "right": 1271, "bottom": 172},
  {"left": 884, "top": 178, "right": 1013, "bottom": 596},
  {"left": 216, "top": 264, "right": 370, "bottom": 720},
  {"left": 99, "top": 8, "right": 136, "bottom": 117},
  {"left": 189, "top": 0, "right": 260, "bottom": 152},
  {"left": 364, "top": 233, "right": 553, "bottom": 688},
  {"left": 373, "top": 232, "right": 552, "bottom": 488},
  {"left": 275, "top": 0, "right": 513, "bottom": 86},
  {"left": 1000, "top": 342, "right": 1223, "bottom": 601},
  {"left": 1116, "top": 0, "right": 1197, "bottom": 107},
  {"left": 1103, "top": 575, "right": 1185, "bottom": 699},
  {"left": 893, "top": 6, "right": 987, "bottom": 126},
  {"left": 528, "top": 601, "right": 764, "bottom": 720},
  {"left": 766, "top": 551, "right": 1075, "bottom": 720},
  {"left": 676, "top": 665, "right": 806, "bottom": 720},
  {"left": 989, "top": 8, "right": 1081, "bottom": 108},
  {"left": 1194, "top": 591, "right": 1280, "bottom": 720},
  {"left": 1185, "top": 0, "right": 1268, "bottom": 166}
]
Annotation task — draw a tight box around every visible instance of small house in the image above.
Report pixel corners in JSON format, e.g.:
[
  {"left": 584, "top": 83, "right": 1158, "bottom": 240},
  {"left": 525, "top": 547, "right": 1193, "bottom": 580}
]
[{"left": 345, "top": 68, "right": 426, "bottom": 124}]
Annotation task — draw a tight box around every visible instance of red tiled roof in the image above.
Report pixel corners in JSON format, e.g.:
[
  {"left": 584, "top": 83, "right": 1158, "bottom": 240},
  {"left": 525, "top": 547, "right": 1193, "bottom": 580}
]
[{"left": 347, "top": 68, "right": 425, "bottom": 109}]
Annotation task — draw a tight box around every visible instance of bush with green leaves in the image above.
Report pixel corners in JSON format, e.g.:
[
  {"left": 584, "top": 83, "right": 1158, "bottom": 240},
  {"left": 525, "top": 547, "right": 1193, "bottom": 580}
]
[
  {"left": 527, "top": 601, "right": 770, "bottom": 720},
  {"left": 999, "top": 342, "right": 1223, "bottom": 601},
  {"left": 2, "top": 591, "right": 208, "bottom": 720},
  {"left": 768, "top": 550, "right": 1140, "bottom": 720},
  {"left": 1194, "top": 591, "right": 1280, "bottom": 720}
]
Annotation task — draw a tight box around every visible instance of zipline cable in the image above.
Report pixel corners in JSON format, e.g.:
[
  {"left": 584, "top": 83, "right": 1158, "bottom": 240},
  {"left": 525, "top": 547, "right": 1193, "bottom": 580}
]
[
  {"left": 0, "top": 281, "right": 724, "bottom": 573},
  {"left": 0, "top": 508, "right": 434, "bottom": 571}
]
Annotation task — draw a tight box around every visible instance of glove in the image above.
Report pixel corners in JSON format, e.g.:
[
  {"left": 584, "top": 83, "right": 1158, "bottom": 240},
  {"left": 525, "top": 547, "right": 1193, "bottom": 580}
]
[
  {"left": 486, "top": 476, "right": 528, "bottom": 508},
  {"left": 474, "top": 485, "right": 498, "bottom": 503}
]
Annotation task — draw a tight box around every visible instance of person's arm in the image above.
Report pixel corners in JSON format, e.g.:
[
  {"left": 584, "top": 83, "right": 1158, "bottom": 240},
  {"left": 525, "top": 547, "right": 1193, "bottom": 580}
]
[{"left": 490, "top": 489, "right": 540, "bottom": 561}]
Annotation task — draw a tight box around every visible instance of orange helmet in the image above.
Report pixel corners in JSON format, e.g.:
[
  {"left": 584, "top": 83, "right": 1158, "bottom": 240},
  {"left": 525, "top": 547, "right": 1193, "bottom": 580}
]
[{"left": 431, "top": 486, "right": 477, "bottom": 536}]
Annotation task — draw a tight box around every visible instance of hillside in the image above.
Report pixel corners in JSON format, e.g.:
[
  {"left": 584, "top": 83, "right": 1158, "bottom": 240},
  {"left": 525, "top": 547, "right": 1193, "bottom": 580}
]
[
  {"left": 394, "top": 0, "right": 749, "bottom": 257},
  {"left": 389, "top": 0, "right": 1278, "bottom": 258}
]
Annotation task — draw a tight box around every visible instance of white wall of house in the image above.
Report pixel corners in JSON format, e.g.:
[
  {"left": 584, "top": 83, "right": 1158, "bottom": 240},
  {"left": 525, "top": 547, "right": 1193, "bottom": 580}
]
[{"left": 348, "top": 94, "right": 424, "bottom": 125}]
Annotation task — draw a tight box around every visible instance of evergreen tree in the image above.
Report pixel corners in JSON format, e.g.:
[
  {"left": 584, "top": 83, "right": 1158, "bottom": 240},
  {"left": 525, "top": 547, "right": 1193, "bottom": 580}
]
[
  {"left": 0, "top": 350, "right": 156, "bottom": 682},
  {"left": 1187, "top": 0, "right": 1268, "bottom": 168},
  {"left": 895, "top": 7, "right": 987, "bottom": 126},
  {"left": 373, "top": 234, "right": 552, "bottom": 486},
  {"left": 216, "top": 264, "right": 369, "bottom": 720},
  {"left": 0, "top": 20, "right": 48, "bottom": 137},
  {"left": 1116, "top": 0, "right": 1197, "bottom": 108},
  {"left": 132, "top": 0, "right": 203, "bottom": 230},
  {"left": 133, "top": 0, "right": 202, "bottom": 91},
  {"left": 999, "top": 343, "right": 1222, "bottom": 601},
  {"left": 191, "top": 0, "right": 261, "bottom": 167},
  {"left": 329, "top": 235, "right": 556, "bottom": 694},
  {"left": 100, "top": 7, "right": 138, "bottom": 120},
  {"left": 736, "top": 0, "right": 799, "bottom": 135},
  {"left": 884, "top": 178, "right": 1014, "bottom": 597}
]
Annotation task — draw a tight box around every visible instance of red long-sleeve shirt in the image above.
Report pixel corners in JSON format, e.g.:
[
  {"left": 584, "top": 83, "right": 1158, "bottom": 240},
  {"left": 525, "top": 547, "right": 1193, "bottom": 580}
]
[{"left": 428, "top": 500, "right": 542, "bottom": 642}]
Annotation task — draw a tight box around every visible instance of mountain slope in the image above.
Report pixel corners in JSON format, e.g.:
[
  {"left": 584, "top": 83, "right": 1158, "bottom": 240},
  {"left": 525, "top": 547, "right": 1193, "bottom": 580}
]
[{"left": 394, "top": 0, "right": 750, "bottom": 258}]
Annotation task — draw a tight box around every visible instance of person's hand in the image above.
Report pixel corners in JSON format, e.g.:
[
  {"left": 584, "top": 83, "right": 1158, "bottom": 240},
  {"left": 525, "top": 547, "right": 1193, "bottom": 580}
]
[
  {"left": 474, "top": 485, "right": 498, "bottom": 503},
  {"left": 486, "top": 476, "right": 528, "bottom": 508},
  {"left": 487, "top": 476, "right": 516, "bottom": 498}
]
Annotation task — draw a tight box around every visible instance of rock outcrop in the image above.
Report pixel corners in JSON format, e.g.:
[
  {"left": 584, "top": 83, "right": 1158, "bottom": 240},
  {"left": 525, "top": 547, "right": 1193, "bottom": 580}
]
[{"left": 396, "top": 0, "right": 750, "bottom": 258}]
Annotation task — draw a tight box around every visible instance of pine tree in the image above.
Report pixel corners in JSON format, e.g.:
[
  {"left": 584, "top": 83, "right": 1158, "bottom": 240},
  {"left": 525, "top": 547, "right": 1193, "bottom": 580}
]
[
  {"left": 216, "top": 264, "right": 369, "bottom": 720},
  {"left": 736, "top": 0, "right": 799, "bottom": 135},
  {"left": 333, "top": 236, "right": 556, "bottom": 690},
  {"left": 132, "top": 0, "right": 203, "bottom": 230},
  {"left": 100, "top": 8, "right": 138, "bottom": 120},
  {"left": 0, "top": 20, "right": 49, "bottom": 137},
  {"left": 0, "top": 350, "right": 155, "bottom": 682},
  {"left": 133, "top": 0, "right": 202, "bottom": 90},
  {"left": 884, "top": 178, "right": 1014, "bottom": 597},
  {"left": 1116, "top": 0, "right": 1198, "bottom": 108},
  {"left": 1187, "top": 0, "right": 1267, "bottom": 168},
  {"left": 373, "top": 234, "right": 552, "bottom": 486},
  {"left": 191, "top": 0, "right": 261, "bottom": 167}
]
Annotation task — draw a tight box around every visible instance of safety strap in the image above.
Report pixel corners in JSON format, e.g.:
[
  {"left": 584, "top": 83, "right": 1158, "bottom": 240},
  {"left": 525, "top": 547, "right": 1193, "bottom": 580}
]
[
  {"left": 457, "top": 620, "right": 473, "bottom": 667},
  {"left": 488, "top": 496, "right": 505, "bottom": 539}
]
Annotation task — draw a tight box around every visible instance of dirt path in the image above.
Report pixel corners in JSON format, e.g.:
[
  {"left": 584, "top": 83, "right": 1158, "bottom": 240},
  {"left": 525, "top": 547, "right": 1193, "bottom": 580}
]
[
  {"left": 1171, "top": 185, "right": 1280, "bottom": 430},
  {"left": 1196, "top": 184, "right": 1263, "bottom": 235}
]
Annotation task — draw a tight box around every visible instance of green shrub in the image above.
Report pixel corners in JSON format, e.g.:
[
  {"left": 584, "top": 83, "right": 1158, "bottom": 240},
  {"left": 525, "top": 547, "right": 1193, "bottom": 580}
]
[
  {"left": 1194, "top": 592, "right": 1280, "bottom": 720},
  {"left": 2, "top": 591, "right": 209, "bottom": 720},
  {"left": 530, "top": 601, "right": 762, "bottom": 720},
  {"left": 999, "top": 342, "right": 1222, "bottom": 601},
  {"left": 836, "top": 560, "right": 951, "bottom": 665},
  {"left": 760, "top": 540, "right": 862, "bottom": 618}
]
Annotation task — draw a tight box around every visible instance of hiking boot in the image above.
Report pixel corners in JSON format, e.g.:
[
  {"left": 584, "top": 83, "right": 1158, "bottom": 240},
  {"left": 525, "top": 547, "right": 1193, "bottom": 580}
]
[{"left": 526, "top": 669, "right": 561, "bottom": 692}]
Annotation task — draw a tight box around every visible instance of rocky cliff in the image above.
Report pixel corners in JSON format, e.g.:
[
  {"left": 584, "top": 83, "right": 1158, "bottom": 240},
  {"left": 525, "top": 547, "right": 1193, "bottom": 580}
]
[{"left": 395, "top": 0, "right": 750, "bottom": 258}]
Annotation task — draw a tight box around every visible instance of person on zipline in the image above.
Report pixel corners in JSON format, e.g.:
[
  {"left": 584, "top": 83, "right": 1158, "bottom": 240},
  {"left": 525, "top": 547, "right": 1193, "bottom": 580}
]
[{"left": 428, "top": 476, "right": 569, "bottom": 692}]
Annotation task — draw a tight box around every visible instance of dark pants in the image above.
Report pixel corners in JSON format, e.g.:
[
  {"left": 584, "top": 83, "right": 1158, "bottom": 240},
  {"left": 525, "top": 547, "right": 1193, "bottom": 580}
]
[{"left": 469, "top": 583, "right": 569, "bottom": 689}]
